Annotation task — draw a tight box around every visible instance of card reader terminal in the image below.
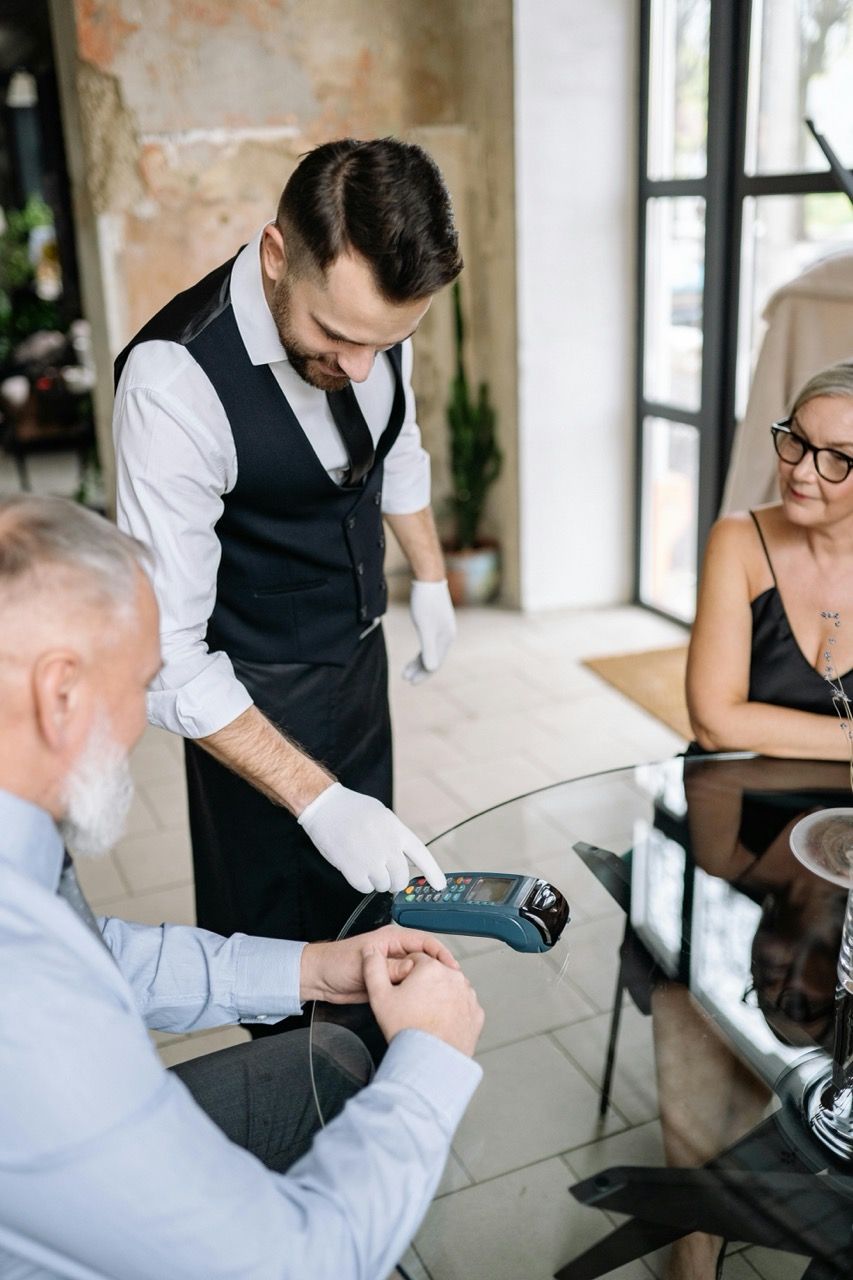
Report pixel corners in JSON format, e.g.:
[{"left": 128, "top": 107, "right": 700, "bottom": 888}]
[{"left": 391, "top": 872, "right": 569, "bottom": 953}]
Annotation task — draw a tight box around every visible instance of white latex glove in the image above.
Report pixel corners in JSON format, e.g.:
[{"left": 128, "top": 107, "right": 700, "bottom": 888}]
[
  {"left": 402, "top": 578, "right": 457, "bottom": 684},
  {"left": 297, "top": 782, "right": 447, "bottom": 894}
]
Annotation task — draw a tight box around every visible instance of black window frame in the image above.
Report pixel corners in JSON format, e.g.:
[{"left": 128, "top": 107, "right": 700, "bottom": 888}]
[{"left": 635, "top": 0, "right": 852, "bottom": 623}]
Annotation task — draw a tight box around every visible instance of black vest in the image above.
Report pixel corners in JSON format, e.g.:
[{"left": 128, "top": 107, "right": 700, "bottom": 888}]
[{"left": 115, "top": 255, "right": 406, "bottom": 667}]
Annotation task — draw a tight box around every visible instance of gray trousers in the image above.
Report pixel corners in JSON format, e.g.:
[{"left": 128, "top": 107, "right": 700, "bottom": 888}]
[{"left": 170, "top": 1025, "right": 373, "bottom": 1173}]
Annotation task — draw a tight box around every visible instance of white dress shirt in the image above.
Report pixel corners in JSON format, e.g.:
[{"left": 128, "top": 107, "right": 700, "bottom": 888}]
[
  {"left": 0, "top": 787, "right": 482, "bottom": 1279},
  {"left": 114, "top": 228, "right": 431, "bottom": 739}
]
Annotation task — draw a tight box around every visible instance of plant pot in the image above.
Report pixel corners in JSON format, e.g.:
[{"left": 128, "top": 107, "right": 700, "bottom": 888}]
[{"left": 444, "top": 543, "right": 500, "bottom": 606}]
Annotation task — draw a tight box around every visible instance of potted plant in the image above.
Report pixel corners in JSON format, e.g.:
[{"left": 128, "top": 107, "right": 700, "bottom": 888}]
[{"left": 444, "top": 279, "right": 502, "bottom": 605}]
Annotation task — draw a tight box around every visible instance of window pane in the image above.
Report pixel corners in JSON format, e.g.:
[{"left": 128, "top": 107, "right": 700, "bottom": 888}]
[
  {"left": 640, "top": 416, "right": 699, "bottom": 622},
  {"left": 746, "top": 0, "right": 853, "bottom": 175},
  {"left": 647, "top": 0, "right": 711, "bottom": 179},
  {"left": 644, "top": 196, "right": 705, "bottom": 411},
  {"left": 736, "top": 192, "right": 853, "bottom": 418}
]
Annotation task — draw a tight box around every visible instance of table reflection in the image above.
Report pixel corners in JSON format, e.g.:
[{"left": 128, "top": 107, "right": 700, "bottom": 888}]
[{"left": 568, "top": 756, "right": 853, "bottom": 1280}]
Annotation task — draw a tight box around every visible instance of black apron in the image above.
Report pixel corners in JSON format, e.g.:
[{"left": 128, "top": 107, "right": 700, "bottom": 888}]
[{"left": 116, "top": 252, "right": 405, "bottom": 953}]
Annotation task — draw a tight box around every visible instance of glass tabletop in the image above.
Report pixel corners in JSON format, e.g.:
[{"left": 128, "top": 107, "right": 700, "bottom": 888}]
[{"left": 310, "top": 755, "right": 853, "bottom": 1280}]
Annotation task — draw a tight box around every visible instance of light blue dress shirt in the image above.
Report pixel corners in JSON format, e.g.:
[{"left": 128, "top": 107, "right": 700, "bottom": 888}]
[{"left": 0, "top": 789, "right": 482, "bottom": 1278}]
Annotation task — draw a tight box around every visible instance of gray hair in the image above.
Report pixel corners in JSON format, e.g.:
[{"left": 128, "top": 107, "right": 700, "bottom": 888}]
[
  {"left": 790, "top": 360, "right": 853, "bottom": 418},
  {"left": 0, "top": 495, "right": 151, "bottom": 617}
]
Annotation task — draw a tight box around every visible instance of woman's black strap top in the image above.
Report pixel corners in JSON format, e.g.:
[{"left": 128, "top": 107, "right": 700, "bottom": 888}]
[{"left": 748, "top": 511, "right": 850, "bottom": 714}]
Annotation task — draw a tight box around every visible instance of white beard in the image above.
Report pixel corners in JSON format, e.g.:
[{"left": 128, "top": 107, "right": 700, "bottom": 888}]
[{"left": 58, "top": 716, "right": 134, "bottom": 859}]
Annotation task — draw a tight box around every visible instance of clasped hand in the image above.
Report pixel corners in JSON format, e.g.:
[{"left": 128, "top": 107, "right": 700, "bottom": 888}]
[{"left": 301, "top": 924, "right": 484, "bottom": 1058}]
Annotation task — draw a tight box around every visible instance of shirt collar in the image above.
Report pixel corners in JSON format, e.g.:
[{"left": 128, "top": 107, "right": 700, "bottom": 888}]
[
  {"left": 0, "top": 788, "right": 64, "bottom": 892},
  {"left": 230, "top": 225, "right": 290, "bottom": 368}
]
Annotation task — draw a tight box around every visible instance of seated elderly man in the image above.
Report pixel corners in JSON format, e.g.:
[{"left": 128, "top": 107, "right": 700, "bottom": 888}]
[{"left": 0, "top": 495, "right": 483, "bottom": 1279}]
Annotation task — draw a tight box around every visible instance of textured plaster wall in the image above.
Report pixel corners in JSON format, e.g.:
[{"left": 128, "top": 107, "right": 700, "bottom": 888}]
[
  {"left": 53, "top": 0, "right": 518, "bottom": 600},
  {"left": 70, "top": 0, "right": 459, "bottom": 334}
]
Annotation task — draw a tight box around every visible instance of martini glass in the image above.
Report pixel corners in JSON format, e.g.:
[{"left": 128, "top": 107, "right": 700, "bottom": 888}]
[{"left": 790, "top": 807, "right": 853, "bottom": 1160}]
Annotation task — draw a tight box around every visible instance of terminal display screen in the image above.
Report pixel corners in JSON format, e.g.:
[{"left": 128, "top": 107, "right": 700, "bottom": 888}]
[{"left": 471, "top": 875, "right": 514, "bottom": 903}]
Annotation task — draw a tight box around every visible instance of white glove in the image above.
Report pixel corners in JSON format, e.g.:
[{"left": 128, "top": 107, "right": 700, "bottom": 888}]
[
  {"left": 297, "top": 782, "right": 447, "bottom": 894},
  {"left": 403, "top": 578, "right": 457, "bottom": 684}
]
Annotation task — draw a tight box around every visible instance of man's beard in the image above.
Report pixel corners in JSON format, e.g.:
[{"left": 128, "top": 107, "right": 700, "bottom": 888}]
[
  {"left": 58, "top": 716, "right": 135, "bottom": 859},
  {"left": 270, "top": 277, "right": 350, "bottom": 392}
]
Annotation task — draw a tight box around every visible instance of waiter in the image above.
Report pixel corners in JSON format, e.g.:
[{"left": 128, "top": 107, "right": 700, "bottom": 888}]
[{"left": 113, "top": 137, "right": 459, "bottom": 955}]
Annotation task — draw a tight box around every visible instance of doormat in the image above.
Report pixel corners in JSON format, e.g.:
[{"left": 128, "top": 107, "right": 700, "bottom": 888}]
[{"left": 582, "top": 645, "right": 691, "bottom": 740}]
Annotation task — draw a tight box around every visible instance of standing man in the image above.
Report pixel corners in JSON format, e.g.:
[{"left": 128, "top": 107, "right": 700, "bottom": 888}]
[{"left": 114, "top": 138, "right": 459, "bottom": 951}]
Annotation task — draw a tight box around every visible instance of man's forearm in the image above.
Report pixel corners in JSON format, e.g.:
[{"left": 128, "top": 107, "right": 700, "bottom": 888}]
[
  {"left": 385, "top": 506, "right": 445, "bottom": 580},
  {"left": 198, "top": 704, "right": 333, "bottom": 815}
]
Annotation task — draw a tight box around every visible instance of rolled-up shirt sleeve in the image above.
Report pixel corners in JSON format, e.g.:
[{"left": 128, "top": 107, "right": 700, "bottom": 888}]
[
  {"left": 114, "top": 343, "right": 254, "bottom": 739},
  {"left": 380, "top": 338, "right": 432, "bottom": 516}
]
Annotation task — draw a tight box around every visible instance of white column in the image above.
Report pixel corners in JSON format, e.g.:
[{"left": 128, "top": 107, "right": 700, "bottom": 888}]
[{"left": 513, "top": 0, "right": 640, "bottom": 609}]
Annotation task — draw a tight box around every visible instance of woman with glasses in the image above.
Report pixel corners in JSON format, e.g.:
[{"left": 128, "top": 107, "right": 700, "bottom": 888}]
[{"left": 687, "top": 361, "right": 853, "bottom": 757}]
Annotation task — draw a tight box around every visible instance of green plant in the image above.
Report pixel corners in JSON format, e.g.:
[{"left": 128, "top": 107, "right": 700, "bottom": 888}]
[
  {"left": 446, "top": 279, "right": 501, "bottom": 550},
  {"left": 0, "top": 195, "right": 61, "bottom": 365}
]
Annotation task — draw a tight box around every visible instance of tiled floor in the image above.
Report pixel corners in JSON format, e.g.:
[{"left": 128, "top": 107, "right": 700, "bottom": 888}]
[{"left": 4, "top": 456, "right": 806, "bottom": 1279}]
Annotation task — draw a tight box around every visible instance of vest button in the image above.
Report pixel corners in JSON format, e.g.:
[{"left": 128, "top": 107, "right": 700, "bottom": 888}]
[
  {"left": 357, "top": 562, "right": 364, "bottom": 576},
  {"left": 374, "top": 492, "right": 382, "bottom": 506},
  {"left": 359, "top": 606, "right": 368, "bottom": 621},
  {"left": 377, "top": 537, "right": 385, "bottom": 549},
  {"left": 346, "top": 516, "right": 356, "bottom": 530}
]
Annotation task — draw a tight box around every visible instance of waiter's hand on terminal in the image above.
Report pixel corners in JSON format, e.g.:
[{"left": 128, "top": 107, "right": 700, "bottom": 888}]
[
  {"left": 402, "top": 577, "right": 457, "bottom": 685},
  {"left": 298, "top": 781, "right": 446, "bottom": 894}
]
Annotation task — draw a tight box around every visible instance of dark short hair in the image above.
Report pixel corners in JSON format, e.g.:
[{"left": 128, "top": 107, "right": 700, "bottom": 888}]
[{"left": 277, "top": 137, "right": 462, "bottom": 302}]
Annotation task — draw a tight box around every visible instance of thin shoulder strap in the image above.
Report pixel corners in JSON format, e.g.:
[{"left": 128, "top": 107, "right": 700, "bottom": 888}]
[{"left": 749, "top": 510, "right": 778, "bottom": 587}]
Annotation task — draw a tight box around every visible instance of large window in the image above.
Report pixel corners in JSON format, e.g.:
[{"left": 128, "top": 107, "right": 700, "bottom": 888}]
[{"left": 636, "top": 0, "right": 853, "bottom": 622}]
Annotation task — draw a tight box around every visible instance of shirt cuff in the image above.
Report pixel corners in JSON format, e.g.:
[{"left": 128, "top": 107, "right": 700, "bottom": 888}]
[
  {"left": 146, "top": 653, "right": 254, "bottom": 738},
  {"left": 232, "top": 935, "right": 307, "bottom": 1024},
  {"left": 374, "top": 1029, "right": 483, "bottom": 1133},
  {"left": 380, "top": 449, "right": 431, "bottom": 516}
]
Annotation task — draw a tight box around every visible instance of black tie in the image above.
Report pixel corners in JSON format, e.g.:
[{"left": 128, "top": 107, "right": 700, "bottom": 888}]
[
  {"left": 57, "top": 851, "right": 112, "bottom": 953},
  {"left": 326, "top": 386, "right": 376, "bottom": 487}
]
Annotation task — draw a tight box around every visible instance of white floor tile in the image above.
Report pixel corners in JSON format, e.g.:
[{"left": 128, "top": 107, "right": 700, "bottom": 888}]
[
  {"left": 554, "top": 1004, "right": 659, "bottom": 1127},
  {"left": 73, "top": 852, "right": 128, "bottom": 906},
  {"left": 98, "top": 882, "right": 196, "bottom": 927},
  {"left": 139, "top": 775, "right": 190, "bottom": 829},
  {"left": 157, "top": 1024, "right": 250, "bottom": 1068},
  {"left": 415, "top": 1156, "right": 652, "bottom": 1280},
  {"left": 454, "top": 1035, "right": 626, "bottom": 1181},
  {"left": 392, "top": 726, "right": 471, "bottom": 779},
  {"left": 389, "top": 683, "right": 470, "bottom": 735},
  {"left": 431, "top": 751, "right": 557, "bottom": 815},
  {"left": 556, "top": 913, "right": 631, "bottom": 1012},
  {"left": 130, "top": 731, "right": 184, "bottom": 785},
  {"left": 123, "top": 789, "right": 159, "bottom": 837},
  {"left": 460, "top": 946, "right": 596, "bottom": 1053},
  {"left": 393, "top": 774, "right": 471, "bottom": 844},
  {"left": 562, "top": 1118, "right": 666, "bottom": 1182},
  {"left": 439, "top": 707, "right": 569, "bottom": 766},
  {"left": 389, "top": 1246, "right": 432, "bottom": 1280},
  {"left": 741, "top": 1247, "right": 810, "bottom": 1279},
  {"left": 421, "top": 797, "right": 575, "bottom": 876},
  {"left": 444, "top": 670, "right": 553, "bottom": 718},
  {"left": 719, "top": 1253, "right": 764, "bottom": 1279},
  {"left": 114, "top": 825, "right": 193, "bottom": 894},
  {"left": 435, "top": 1149, "right": 472, "bottom": 1197}
]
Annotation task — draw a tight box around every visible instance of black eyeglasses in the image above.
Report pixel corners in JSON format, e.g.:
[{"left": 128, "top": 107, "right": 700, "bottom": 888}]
[{"left": 771, "top": 420, "right": 853, "bottom": 484}]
